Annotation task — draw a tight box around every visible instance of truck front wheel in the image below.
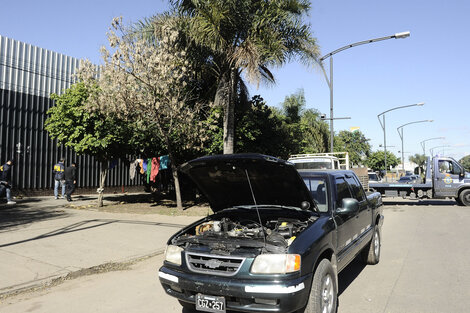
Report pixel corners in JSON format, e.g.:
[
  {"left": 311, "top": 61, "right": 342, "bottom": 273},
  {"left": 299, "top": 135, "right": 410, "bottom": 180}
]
[
  {"left": 303, "top": 259, "right": 337, "bottom": 313},
  {"left": 361, "top": 225, "right": 381, "bottom": 265},
  {"left": 459, "top": 190, "right": 470, "bottom": 206}
]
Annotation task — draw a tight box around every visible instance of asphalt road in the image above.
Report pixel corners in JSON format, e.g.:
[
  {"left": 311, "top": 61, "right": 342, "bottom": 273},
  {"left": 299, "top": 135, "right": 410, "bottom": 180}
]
[{"left": 1, "top": 200, "right": 469, "bottom": 313}]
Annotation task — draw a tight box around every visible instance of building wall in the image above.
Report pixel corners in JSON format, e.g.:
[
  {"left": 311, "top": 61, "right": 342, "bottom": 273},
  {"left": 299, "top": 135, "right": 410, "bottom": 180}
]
[{"left": 0, "top": 35, "right": 139, "bottom": 191}]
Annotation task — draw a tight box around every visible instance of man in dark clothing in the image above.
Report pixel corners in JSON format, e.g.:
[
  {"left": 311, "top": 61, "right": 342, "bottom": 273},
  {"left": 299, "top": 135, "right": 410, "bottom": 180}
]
[
  {"left": 53, "top": 159, "right": 65, "bottom": 199},
  {"left": 64, "top": 163, "right": 77, "bottom": 202},
  {"left": 0, "top": 159, "right": 16, "bottom": 205}
]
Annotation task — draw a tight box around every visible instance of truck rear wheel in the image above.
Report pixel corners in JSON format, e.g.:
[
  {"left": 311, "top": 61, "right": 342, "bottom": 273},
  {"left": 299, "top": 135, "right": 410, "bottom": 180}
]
[
  {"left": 459, "top": 190, "right": 470, "bottom": 206},
  {"left": 361, "top": 225, "right": 381, "bottom": 265},
  {"left": 303, "top": 259, "right": 337, "bottom": 313}
]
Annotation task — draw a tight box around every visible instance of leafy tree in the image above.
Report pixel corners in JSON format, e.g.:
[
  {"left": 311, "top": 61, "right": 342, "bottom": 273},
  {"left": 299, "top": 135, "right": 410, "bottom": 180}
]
[
  {"left": 166, "top": 0, "right": 320, "bottom": 154},
  {"left": 334, "top": 130, "right": 371, "bottom": 167},
  {"left": 79, "top": 18, "right": 209, "bottom": 209},
  {"left": 278, "top": 89, "right": 329, "bottom": 155},
  {"left": 299, "top": 109, "right": 330, "bottom": 154},
  {"left": 409, "top": 153, "right": 427, "bottom": 175},
  {"left": 45, "top": 82, "right": 132, "bottom": 207},
  {"left": 459, "top": 155, "right": 470, "bottom": 172},
  {"left": 203, "top": 95, "right": 295, "bottom": 159},
  {"left": 367, "top": 150, "right": 400, "bottom": 172}
]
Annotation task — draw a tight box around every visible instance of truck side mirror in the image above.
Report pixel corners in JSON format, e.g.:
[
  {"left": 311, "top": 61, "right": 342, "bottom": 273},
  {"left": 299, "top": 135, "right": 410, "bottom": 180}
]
[{"left": 337, "top": 198, "right": 359, "bottom": 215}]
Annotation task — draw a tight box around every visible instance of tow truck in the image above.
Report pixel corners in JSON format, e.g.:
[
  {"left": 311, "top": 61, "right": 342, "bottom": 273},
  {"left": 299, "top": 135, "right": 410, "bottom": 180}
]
[{"left": 370, "top": 156, "right": 470, "bottom": 206}]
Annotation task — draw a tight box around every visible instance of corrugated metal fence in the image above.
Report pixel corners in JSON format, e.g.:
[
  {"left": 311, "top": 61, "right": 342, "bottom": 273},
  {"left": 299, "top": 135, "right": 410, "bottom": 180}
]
[{"left": 0, "top": 35, "right": 140, "bottom": 191}]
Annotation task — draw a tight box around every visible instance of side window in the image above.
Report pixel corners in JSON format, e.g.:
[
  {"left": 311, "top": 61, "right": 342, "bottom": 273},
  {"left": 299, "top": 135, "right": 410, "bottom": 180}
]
[
  {"left": 451, "top": 162, "right": 462, "bottom": 175},
  {"left": 345, "top": 175, "right": 365, "bottom": 201},
  {"left": 438, "top": 160, "right": 450, "bottom": 173},
  {"left": 335, "top": 177, "right": 352, "bottom": 209}
]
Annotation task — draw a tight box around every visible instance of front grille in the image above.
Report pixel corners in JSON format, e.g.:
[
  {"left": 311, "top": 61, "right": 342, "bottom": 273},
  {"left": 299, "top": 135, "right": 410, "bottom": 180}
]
[{"left": 185, "top": 252, "right": 245, "bottom": 276}]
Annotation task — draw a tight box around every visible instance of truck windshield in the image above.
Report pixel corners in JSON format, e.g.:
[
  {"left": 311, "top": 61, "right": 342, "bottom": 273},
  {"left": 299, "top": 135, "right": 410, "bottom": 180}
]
[
  {"left": 295, "top": 162, "right": 333, "bottom": 170},
  {"left": 303, "top": 178, "right": 328, "bottom": 212}
]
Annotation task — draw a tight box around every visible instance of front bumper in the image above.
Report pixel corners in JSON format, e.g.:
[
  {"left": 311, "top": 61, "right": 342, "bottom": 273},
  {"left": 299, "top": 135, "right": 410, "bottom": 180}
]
[{"left": 159, "top": 266, "right": 312, "bottom": 313}]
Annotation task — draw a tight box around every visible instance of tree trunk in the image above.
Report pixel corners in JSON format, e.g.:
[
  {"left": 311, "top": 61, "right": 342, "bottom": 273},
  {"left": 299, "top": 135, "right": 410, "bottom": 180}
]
[
  {"left": 171, "top": 162, "right": 183, "bottom": 210},
  {"left": 216, "top": 68, "right": 237, "bottom": 154},
  {"left": 97, "top": 160, "right": 108, "bottom": 207},
  {"left": 168, "top": 153, "right": 182, "bottom": 210}
]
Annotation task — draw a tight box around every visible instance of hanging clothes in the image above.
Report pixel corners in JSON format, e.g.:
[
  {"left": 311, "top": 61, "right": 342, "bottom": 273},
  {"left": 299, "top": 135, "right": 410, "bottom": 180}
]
[
  {"left": 146, "top": 158, "right": 152, "bottom": 184},
  {"left": 130, "top": 159, "right": 140, "bottom": 180},
  {"left": 139, "top": 159, "right": 145, "bottom": 174},
  {"left": 160, "top": 155, "right": 169, "bottom": 170},
  {"left": 150, "top": 157, "right": 160, "bottom": 182},
  {"left": 142, "top": 159, "right": 148, "bottom": 174}
]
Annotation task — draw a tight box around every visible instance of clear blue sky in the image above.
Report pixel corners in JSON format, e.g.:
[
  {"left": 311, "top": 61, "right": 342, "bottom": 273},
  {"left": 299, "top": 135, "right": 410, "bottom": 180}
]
[{"left": 1, "top": 0, "right": 469, "bottom": 161}]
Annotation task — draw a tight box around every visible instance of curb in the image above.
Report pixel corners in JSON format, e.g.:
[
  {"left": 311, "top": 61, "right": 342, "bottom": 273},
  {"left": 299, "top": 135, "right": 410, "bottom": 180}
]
[{"left": 0, "top": 249, "right": 165, "bottom": 300}]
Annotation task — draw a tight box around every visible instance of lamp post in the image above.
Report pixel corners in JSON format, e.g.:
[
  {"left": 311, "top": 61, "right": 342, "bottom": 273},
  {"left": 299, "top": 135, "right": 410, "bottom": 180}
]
[
  {"left": 377, "top": 102, "right": 424, "bottom": 173},
  {"left": 420, "top": 137, "right": 445, "bottom": 155},
  {"left": 319, "top": 31, "right": 410, "bottom": 153},
  {"left": 430, "top": 145, "right": 451, "bottom": 156},
  {"left": 397, "top": 120, "right": 433, "bottom": 172}
]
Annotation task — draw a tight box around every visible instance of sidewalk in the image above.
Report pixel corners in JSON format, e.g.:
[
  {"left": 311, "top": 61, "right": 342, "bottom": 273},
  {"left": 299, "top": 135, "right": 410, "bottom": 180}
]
[{"left": 0, "top": 193, "right": 201, "bottom": 298}]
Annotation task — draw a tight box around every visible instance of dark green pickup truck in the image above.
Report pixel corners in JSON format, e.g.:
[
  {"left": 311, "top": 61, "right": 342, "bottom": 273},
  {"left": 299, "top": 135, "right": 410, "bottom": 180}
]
[{"left": 159, "top": 154, "right": 383, "bottom": 313}]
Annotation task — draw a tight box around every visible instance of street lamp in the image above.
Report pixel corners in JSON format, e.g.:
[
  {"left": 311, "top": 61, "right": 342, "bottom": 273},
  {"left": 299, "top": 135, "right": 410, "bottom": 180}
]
[
  {"left": 377, "top": 102, "right": 424, "bottom": 172},
  {"left": 397, "top": 120, "right": 433, "bottom": 172},
  {"left": 429, "top": 145, "right": 451, "bottom": 156},
  {"left": 319, "top": 31, "right": 411, "bottom": 153},
  {"left": 420, "top": 137, "right": 445, "bottom": 155}
]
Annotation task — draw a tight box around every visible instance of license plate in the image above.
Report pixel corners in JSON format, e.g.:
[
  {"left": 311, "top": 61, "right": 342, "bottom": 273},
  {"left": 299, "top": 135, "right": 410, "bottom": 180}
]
[{"left": 195, "top": 293, "right": 226, "bottom": 313}]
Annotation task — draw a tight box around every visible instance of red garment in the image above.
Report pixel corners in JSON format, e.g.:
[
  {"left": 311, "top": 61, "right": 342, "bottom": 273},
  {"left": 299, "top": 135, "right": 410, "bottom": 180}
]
[{"left": 150, "top": 157, "right": 160, "bottom": 182}]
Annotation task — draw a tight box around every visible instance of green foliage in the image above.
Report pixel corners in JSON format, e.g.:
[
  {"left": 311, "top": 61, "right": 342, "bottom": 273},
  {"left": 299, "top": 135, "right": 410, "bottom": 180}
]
[
  {"left": 367, "top": 150, "right": 400, "bottom": 172},
  {"left": 45, "top": 83, "right": 131, "bottom": 160},
  {"left": 203, "top": 95, "right": 296, "bottom": 159},
  {"left": 279, "top": 89, "right": 329, "bottom": 155},
  {"left": 334, "top": 130, "right": 371, "bottom": 167},
  {"left": 166, "top": 0, "right": 320, "bottom": 152},
  {"left": 409, "top": 153, "right": 427, "bottom": 174},
  {"left": 459, "top": 155, "right": 470, "bottom": 172}
]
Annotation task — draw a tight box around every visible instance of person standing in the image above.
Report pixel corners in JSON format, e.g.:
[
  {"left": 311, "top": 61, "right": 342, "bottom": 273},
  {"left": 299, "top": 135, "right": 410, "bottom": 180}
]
[
  {"left": 64, "top": 163, "right": 77, "bottom": 202},
  {"left": 53, "top": 159, "right": 65, "bottom": 199},
  {"left": 0, "top": 159, "right": 16, "bottom": 205}
]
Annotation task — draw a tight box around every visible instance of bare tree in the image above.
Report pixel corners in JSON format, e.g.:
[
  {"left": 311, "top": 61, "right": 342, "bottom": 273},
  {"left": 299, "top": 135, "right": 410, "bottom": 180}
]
[{"left": 78, "top": 18, "right": 208, "bottom": 209}]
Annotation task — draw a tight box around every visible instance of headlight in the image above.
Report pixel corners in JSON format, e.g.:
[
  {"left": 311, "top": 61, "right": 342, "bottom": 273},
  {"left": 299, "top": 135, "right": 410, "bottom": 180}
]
[
  {"left": 164, "top": 245, "right": 183, "bottom": 265},
  {"left": 251, "top": 254, "right": 301, "bottom": 274}
]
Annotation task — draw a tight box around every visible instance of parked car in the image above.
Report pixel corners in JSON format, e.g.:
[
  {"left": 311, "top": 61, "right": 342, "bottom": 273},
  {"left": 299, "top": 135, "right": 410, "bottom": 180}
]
[
  {"left": 158, "top": 154, "right": 383, "bottom": 313},
  {"left": 397, "top": 175, "right": 418, "bottom": 184}
]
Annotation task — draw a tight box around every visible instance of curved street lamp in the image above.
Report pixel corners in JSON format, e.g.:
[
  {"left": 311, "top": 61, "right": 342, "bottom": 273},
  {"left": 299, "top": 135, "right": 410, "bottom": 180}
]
[
  {"left": 377, "top": 102, "right": 424, "bottom": 172},
  {"left": 429, "top": 145, "right": 451, "bottom": 156},
  {"left": 420, "top": 137, "right": 445, "bottom": 155},
  {"left": 397, "top": 120, "right": 433, "bottom": 171},
  {"left": 319, "top": 31, "right": 411, "bottom": 153}
]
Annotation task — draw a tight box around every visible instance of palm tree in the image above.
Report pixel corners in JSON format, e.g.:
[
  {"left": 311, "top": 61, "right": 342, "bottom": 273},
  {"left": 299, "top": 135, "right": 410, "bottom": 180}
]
[
  {"left": 168, "top": 0, "right": 320, "bottom": 153},
  {"left": 409, "top": 153, "right": 427, "bottom": 176}
]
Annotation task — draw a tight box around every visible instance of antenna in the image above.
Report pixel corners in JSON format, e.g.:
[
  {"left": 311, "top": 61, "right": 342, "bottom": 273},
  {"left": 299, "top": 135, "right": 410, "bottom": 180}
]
[{"left": 244, "top": 169, "right": 267, "bottom": 247}]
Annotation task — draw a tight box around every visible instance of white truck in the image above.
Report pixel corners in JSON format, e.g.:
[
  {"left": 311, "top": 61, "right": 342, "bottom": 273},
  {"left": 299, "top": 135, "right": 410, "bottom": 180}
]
[{"left": 288, "top": 152, "right": 350, "bottom": 170}]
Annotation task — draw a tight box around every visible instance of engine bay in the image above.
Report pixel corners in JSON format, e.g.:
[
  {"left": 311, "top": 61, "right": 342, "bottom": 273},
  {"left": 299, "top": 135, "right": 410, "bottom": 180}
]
[{"left": 172, "top": 209, "right": 317, "bottom": 254}]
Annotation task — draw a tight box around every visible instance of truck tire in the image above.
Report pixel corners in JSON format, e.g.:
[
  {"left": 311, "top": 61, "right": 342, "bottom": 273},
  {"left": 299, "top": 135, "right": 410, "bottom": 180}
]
[
  {"left": 455, "top": 197, "right": 463, "bottom": 206},
  {"left": 303, "top": 259, "right": 337, "bottom": 313},
  {"left": 459, "top": 189, "right": 470, "bottom": 206},
  {"left": 361, "top": 225, "right": 381, "bottom": 265}
]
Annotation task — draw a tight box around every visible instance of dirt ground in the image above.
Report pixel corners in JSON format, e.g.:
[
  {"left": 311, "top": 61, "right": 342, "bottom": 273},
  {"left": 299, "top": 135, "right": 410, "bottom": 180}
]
[{"left": 65, "top": 193, "right": 213, "bottom": 217}]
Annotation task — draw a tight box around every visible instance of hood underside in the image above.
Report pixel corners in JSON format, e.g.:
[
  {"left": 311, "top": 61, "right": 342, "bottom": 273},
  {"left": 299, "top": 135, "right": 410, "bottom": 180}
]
[{"left": 180, "top": 154, "right": 315, "bottom": 212}]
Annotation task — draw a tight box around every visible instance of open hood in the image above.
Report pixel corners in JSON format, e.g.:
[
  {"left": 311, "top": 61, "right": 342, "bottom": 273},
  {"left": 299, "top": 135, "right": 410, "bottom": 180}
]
[{"left": 180, "top": 154, "right": 315, "bottom": 212}]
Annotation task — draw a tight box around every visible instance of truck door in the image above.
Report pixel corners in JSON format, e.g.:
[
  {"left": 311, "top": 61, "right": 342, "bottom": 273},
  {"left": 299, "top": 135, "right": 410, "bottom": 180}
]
[
  {"left": 334, "top": 177, "right": 359, "bottom": 267},
  {"left": 434, "top": 159, "right": 464, "bottom": 197},
  {"left": 345, "top": 175, "right": 373, "bottom": 246}
]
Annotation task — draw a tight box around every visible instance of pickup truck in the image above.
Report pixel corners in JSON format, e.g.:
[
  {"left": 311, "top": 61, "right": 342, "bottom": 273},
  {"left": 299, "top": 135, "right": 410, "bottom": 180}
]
[
  {"left": 371, "top": 156, "right": 470, "bottom": 206},
  {"left": 158, "top": 154, "right": 383, "bottom": 313}
]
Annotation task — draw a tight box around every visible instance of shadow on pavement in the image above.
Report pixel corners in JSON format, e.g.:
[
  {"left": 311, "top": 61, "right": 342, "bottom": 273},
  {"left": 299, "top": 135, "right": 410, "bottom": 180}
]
[
  {"left": 383, "top": 198, "right": 458, "bottom": 206},
  {"left": 338, "top": 257, "right": 366, "bottom": 296},
  {"left": 0, "top": 203, "right": 69, "bottom": 233},
  {"left": 0, "top": 218, "right": 188, "bottom": 248}
]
